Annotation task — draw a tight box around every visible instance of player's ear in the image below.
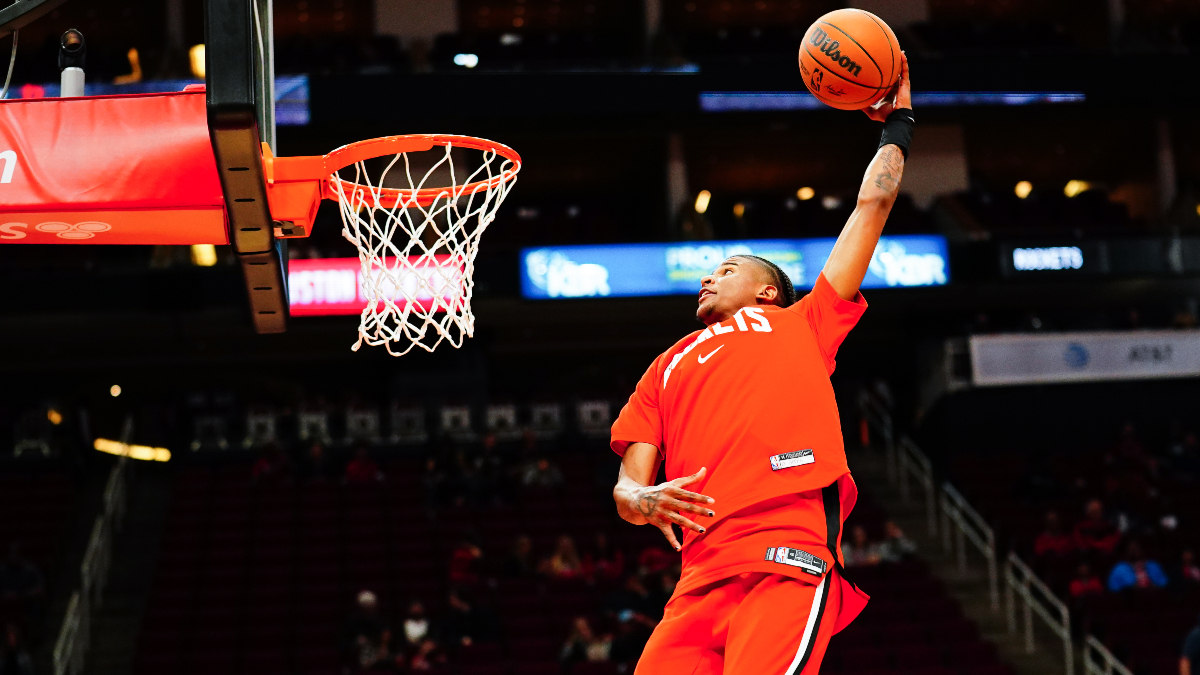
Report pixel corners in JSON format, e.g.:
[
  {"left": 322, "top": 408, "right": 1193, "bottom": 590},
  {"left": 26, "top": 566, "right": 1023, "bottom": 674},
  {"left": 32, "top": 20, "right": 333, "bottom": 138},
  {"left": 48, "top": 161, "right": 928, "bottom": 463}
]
[{"left": 757, "top": 284, "right": 779, "bottom": 304}]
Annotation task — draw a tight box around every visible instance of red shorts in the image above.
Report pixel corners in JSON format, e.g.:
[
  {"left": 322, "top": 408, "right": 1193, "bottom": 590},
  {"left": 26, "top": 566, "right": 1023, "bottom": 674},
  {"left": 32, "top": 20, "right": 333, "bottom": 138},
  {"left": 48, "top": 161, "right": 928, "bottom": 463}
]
[{"left": 635, "top": 571, "right": 842, "bottom": 675}]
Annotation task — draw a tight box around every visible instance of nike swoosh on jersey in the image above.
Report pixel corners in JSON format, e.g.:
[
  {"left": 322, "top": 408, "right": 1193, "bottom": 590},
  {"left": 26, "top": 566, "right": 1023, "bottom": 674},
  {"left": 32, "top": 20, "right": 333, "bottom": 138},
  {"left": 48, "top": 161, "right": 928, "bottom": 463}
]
[{"left": 697, "top": 345, "right": 724, "bottom": 364}]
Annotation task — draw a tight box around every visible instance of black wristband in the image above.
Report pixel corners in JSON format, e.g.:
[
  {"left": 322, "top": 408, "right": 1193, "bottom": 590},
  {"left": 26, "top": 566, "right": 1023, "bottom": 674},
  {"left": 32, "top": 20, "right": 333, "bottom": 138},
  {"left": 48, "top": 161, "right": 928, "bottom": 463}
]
[{"left": 878, "top": 108, "right": 915, "bottom": 160}]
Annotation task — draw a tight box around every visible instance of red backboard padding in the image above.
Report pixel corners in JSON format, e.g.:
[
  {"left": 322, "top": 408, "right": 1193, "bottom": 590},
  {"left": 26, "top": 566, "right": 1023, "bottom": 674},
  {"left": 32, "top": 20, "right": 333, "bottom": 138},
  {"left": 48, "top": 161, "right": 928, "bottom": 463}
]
[{"left": 0, "top": 90, "right": 228, "bottom": 245}]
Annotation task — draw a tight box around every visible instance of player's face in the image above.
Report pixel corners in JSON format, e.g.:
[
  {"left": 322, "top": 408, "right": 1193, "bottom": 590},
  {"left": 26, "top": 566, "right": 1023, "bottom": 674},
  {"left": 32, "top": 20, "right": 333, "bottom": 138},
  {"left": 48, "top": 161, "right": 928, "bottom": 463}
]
[{"left": 696, "top": 257, "right": 776, "bottom": 325}]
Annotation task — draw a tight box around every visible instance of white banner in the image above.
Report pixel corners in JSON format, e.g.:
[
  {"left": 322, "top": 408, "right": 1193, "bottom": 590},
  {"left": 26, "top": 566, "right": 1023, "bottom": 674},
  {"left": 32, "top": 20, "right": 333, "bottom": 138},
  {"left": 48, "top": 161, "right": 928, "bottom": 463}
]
[{"left": 969, "top": 330, "right": 1200, "bottom": 386}]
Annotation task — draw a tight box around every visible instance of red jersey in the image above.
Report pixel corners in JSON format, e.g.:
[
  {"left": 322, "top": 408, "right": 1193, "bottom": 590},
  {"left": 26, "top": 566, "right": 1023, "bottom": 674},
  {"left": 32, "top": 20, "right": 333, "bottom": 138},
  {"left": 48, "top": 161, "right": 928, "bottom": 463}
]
[{"left": 611, "top": 273, "right": 868, "bottom": 624}]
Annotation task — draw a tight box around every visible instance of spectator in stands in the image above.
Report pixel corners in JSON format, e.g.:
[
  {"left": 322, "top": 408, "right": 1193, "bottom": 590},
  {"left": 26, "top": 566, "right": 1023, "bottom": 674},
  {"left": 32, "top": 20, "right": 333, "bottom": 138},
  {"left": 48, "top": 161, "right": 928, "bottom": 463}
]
[
  {"left": 540, "top": 535, "right": 584, "bottom": 580},
  {"left": 438, "top": 588, "right": 497, "bottom": 647},
  {"left": 1074, "top": 499, "right": 1122, "bottom": 556},
  {"left": 1068, "top": 562, "right": 1104, "bottom": 600},
  {"left": 1034, "top": 511, "right": 1074, "bottom": 558},
  {"left": 448, "top": 537, "right": 484, "bottom": 586},
  {"left": 636, "top": 547, "right": 674, "bottom": 577},
  {"left": 842, "top": 525, "right": 882, "bottom": 567},
  {"left": 299, "top": 441, "right": 333, "bottom": 482},
  {"left": 342, "top": 590, "right": 394, "bottom": 671},
  {"left": 1183, "top": 612, "right": 1200, "bottom": 675},
  {"left": 344, "top": 446, "right": 384, "bottom": 484},
  {"left": 560, "top": 616, "right": 613, "bottom": 671},
  {"left": 420, "top": 458, "right": 446, "bottom": 516},
  {"left": 1167, "top": 432, "right": 1200, "bottom": 480},
  {"left": 605, "top": 574, "right": 658, "bottom": 623},
  {"left": 0, "top": 623, "right": 34, "bottom": 675},
  {"left": 400, "top": 600, "right": 431, "bottom": 649},
  {"left": 878, "top": 521, "right": 918, "bottom": 562},
  {"left": 502, "top": 535, "right": 535, "bottom": 578},
  {"left": 520, "top": 457, "right": 564, "bottom": 490},
  {"left": 0, "top": 543, "right": 43, "bottom": 603},
  {"left": 1175, "top": 550, "right": 1200, "bottom": 586},
  {"left": 583, "top": 532, "right": 625, "bottom": 582},
  {"left": 250, "top": 443, "right": 292, "bottom": 483},
  {"left": 610, "top": 614, "right": 652, "bottom": 673},
  {"left": 1108, "top": 541, "right": 1168, "bottom": 592}
]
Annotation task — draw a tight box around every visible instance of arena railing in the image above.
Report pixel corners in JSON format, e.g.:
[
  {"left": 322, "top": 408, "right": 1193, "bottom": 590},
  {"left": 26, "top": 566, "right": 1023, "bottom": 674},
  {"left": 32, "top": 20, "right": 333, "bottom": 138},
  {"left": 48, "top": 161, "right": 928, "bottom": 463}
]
[
  {"left": 859, "top": 390, "right": 896, "bottom": 482},
  {"left": 1083, "top": 635, "right": 1135, "bottom": 675},
  {"left": 1004, "top": 552, "right": 1074, "bottom": 675},
  {"left": 53, "top": 456, "right": 129, "bottom": 675},
  {"left": 940, "top": 481, "right": 999, "bottom": 609},
  {"left": 898, "top": 436, "right": 937, "bottom": 535}
]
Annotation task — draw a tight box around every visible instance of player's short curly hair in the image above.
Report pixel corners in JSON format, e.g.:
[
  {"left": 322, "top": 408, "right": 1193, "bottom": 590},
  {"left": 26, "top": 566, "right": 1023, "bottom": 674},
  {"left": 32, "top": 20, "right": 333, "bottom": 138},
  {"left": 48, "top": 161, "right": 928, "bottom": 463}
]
[{"left": 735, "top": 255, "right": 797, "bottom": 308}]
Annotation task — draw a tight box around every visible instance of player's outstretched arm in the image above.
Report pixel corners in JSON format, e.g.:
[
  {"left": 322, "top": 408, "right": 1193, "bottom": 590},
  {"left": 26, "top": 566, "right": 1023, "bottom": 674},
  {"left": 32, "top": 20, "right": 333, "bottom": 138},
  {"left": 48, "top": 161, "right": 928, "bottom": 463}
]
[
  {"left": 613, "top": 443, "right": 716, "bottom": 551},
  {"left": 822, "top": 52, "right": 912, "bottom": 301}
]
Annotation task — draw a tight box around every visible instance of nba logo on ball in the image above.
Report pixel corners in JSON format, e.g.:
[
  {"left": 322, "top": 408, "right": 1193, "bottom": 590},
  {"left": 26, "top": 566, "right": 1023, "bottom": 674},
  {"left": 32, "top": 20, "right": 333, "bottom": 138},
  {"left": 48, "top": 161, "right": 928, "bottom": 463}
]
[{"left": 799, "top": 9, "right": 903, "bottom": 111}]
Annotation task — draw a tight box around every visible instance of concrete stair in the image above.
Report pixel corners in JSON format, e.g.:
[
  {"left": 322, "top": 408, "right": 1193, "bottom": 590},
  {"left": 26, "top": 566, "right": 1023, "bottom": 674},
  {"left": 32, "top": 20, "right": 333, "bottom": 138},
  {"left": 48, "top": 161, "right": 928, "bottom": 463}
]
[{"left": 848, "top": 446, "right": 1075, "bottom": 675}]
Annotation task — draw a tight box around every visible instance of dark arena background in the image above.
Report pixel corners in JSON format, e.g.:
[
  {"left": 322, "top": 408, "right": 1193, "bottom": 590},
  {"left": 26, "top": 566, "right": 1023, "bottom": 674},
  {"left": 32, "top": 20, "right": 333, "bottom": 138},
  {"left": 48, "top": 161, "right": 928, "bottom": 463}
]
[{"left": 2, "top": 1, "right": 1200, "bottom": 675}]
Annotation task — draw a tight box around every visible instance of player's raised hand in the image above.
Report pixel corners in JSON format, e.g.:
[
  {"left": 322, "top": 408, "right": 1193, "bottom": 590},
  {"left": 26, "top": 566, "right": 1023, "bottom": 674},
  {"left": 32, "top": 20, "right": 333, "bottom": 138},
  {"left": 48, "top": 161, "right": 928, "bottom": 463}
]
[
  {"left": 630, "top": 466, "right": 716, "bottom": 551},
  {"left": 861, "top": 51, "right": 911, "bottom": 122}
]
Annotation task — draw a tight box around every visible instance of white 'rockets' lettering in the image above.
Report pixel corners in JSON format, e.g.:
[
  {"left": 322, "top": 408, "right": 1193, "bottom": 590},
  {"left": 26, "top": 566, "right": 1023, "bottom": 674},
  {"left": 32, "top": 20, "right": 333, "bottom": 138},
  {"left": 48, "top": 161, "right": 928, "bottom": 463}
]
[{"left": 662, "top": 308, "right": 775, "bottom": 388}]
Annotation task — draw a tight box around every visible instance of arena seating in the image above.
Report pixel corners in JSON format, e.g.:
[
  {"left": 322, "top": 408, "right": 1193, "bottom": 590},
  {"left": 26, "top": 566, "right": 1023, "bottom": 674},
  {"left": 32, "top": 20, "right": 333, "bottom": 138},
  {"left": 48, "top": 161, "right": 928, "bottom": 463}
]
[
  {"left": 0, "top": 467, "right": 76, "bottom": 639},
  {"left": 945, "top": 428, "right": 1200, "bottom": 675},
  {"left": 132, "top": 417, "right": 1014, "bottom": 675}
]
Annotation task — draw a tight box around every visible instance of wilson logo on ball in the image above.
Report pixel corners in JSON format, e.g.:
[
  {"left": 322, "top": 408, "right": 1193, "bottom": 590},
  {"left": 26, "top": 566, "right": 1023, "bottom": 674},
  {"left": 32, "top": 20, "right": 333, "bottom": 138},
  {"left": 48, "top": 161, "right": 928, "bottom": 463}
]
[{"left": 808, "top": 27, "right": 863, "bottom": 77}]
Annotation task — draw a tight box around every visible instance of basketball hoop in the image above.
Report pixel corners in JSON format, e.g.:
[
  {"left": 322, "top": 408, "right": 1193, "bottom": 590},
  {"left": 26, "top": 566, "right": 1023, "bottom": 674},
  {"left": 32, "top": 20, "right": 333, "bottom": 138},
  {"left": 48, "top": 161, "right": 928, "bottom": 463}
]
[{"left": 265, "top": 134, "right": 522, "bottom": 356}]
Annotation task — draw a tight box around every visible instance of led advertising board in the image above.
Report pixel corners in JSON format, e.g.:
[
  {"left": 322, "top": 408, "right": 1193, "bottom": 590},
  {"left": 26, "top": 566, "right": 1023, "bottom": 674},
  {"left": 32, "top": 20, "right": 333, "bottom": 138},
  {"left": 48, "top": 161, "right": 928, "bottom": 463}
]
[{"left": 520, "top": 235, "right": 949, "bottom": 300}]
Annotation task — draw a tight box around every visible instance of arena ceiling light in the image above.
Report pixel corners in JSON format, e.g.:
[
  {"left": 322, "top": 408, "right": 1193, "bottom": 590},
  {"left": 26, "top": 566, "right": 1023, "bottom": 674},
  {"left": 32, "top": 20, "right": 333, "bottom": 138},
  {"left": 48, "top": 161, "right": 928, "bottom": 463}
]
[
  {"left": 94, "top": 438, "right": 171, "bottom": 462},
  {"left": 797, "top": 187, "right": 815, "bottom": 201},
  {"left": 189, "top": 44, "right": 205, "bottom": 79},
  {"left": 453, "top": 53, "right": 479, "bottom": 68},
  {"left": 694, "top": 190, "right": 711, "bottom": 214},
  {"left": 109, "top": 384, "right": 122, "bottom": 397},
  {"left": 191, "top": 244, "right": 218, "bottom": 267},
  {"left": 1014, "top": 181, "right": 1032, "bottom": 199},
  {"left": 1064, "top": 180, "right": 1091, "bottom": 198}
]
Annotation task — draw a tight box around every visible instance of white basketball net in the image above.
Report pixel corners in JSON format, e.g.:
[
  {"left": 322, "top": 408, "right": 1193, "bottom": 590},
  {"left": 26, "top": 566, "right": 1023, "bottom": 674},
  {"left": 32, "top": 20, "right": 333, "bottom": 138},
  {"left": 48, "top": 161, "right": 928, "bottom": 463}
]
[{"left": 331, "top": 143, "right": 518, "bottom": 356}]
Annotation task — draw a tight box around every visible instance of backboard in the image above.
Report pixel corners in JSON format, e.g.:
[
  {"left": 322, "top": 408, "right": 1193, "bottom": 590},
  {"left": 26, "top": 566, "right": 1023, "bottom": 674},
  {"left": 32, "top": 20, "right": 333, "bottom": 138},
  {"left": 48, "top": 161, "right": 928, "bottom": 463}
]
[{"left": 205, "top": 0, "right": 289, "bottom": 334}]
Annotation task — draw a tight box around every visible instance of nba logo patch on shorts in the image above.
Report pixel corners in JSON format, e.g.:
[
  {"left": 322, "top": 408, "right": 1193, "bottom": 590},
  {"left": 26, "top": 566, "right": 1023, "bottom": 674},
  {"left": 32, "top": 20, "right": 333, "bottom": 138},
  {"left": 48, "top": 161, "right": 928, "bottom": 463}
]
[
  {"left": 769, "top": 449, "right": 815, "bottom": 471},
  {"left": 764, "top": 546, "right": 827, "bottom": 576}
]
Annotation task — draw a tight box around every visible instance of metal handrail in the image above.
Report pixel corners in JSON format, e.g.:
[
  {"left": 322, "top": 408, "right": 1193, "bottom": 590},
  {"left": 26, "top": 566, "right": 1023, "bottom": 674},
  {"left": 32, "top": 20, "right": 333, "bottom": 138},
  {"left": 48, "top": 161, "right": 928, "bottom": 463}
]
[
  {"left": 1005, "top": 552, "right": 1073, "bottom": 675},
  {"left": 860, "top": 392, "right": 896, "bottom": 482},
  {"left": 940, "top": 482, "right": 999, "bottom": 609},
  {"left": 1083, "top": 635, "right": 1134, "bottom": 675},
  {"left": 898, "top": 436, "right": 937, "bottom": 535},
  {"left": 53, "top": 456, "right": 128, "bottom": 675}
]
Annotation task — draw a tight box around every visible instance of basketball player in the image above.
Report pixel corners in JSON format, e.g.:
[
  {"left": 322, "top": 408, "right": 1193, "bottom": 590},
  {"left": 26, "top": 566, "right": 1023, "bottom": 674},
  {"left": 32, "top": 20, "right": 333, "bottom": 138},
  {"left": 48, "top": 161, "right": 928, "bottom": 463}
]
[{"left": 610, "top": 54, "right": 913, "bottom": 675}]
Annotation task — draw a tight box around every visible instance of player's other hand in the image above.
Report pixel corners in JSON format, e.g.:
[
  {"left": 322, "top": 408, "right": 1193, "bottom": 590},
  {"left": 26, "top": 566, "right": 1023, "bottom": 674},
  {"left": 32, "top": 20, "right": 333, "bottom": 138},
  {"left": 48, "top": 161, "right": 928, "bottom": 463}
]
[
  {"left": 861, "top": 51, "right": 911, "bottom": 122},
  {"left": 629, "top": 466, "right": 716, "bottom": 551}
]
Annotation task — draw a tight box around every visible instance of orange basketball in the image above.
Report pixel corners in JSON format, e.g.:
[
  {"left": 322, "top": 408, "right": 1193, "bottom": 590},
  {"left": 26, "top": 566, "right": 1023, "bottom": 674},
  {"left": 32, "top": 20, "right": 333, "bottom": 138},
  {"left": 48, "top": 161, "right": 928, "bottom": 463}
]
[{"left": 798, "top": 9, "right": 902, "bottom": 111}]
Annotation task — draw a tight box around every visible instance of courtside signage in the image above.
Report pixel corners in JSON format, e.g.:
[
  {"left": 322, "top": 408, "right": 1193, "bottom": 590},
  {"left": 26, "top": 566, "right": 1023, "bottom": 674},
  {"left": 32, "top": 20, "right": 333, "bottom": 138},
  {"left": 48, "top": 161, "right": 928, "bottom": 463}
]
[
  {"left": 520, "top": 235, "right": 948, "bottom": 299},
  {"left": 288, "top": 257, "right": 463, "bottom": 316}
]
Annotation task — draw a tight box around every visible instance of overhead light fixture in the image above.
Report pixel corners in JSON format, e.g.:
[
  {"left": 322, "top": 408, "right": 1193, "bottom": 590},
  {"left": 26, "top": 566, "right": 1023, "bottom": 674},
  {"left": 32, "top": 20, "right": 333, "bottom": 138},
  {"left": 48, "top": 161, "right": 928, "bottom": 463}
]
[
  {"left": 796, "top": 187, "right": 815, "bottom": 201},
  {"left": 821, "top": 195, "right": 842, "bottom": 211},
  {"left": 1195, "top": 203, "right": 1200, "bottom": 217},
  {"left": 1014, "top": 181, "right": 1032, "bottom": 199},
  {"left": 191, "top": 244, "right": 218, "bottom": 267},
  {"left": 47, "top": 409, "right": 63, "bottom": 426},
  {"left": 733, "top": 202, "right": 746, "bottom": 218},
  {"left": 189, "top": 44, "right": 205, "bottom": 79},
  {"left": 113, "top": 48, "right": 143, "bottom": 85},
  {"left": 1063, "top": 180, "right": 1091, "bottom": 198},
  {"left": 94, "top": 438, "right": 171, "bottom": 462},
  {"left": 453, "top": 53, "right": 479, "bottom": 68},
  {"left": 694, "top": 190, "right": 711, "bottom": 214},
  {"left": 110, "top": 384, "right": 122, "bottom": 397}
]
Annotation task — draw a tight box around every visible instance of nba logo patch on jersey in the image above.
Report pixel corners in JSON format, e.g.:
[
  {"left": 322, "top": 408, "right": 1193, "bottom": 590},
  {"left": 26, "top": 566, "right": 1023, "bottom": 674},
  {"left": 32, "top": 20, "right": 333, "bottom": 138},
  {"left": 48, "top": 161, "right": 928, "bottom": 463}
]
[
  {"left": 767, "top": 546, "right": 827, "bottom": 576},
  {"left": 769, "top": 449, "right": 815, "bottom": 471}
]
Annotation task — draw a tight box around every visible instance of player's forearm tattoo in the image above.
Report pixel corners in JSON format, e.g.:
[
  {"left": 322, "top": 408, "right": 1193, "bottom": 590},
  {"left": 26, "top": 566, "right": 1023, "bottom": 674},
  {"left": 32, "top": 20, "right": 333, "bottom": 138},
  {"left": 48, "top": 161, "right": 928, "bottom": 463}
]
[{"left": 872, "top": 145, "right": 904, "bottom": 195}]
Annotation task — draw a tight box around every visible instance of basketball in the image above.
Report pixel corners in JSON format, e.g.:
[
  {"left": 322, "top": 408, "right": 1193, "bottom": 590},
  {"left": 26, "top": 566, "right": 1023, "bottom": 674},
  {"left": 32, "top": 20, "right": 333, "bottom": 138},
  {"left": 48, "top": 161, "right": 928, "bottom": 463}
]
[{"left": 799, "top": 9, "right": 902, "bottom": 111}]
